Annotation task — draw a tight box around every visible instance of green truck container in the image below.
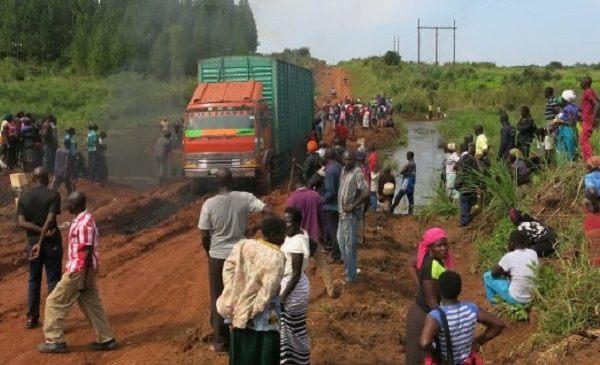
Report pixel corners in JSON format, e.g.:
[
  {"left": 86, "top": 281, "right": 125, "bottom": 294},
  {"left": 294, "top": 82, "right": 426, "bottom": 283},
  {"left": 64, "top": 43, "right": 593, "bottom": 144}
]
[{"left": 198, "top": 56, "right": 314, "bottom": 155}]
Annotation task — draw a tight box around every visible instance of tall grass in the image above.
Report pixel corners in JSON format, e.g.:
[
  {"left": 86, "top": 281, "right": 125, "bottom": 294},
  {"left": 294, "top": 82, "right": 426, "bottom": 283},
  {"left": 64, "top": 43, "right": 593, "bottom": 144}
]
[
  {"left": 531, "top": 222, "right": 600, "bottom": 346},
  {"left": 417, "top": 182, "right": 458, "bottom": 220},
  {"left": 475, "top": 217, "right": 514, "bottom": 271}
]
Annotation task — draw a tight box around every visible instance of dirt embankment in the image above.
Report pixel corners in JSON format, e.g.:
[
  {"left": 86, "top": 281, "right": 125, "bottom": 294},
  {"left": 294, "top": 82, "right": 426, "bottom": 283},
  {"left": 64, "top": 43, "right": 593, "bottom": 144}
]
[{"left": 2, "top": 174, "right": 590, "bottom": 365}]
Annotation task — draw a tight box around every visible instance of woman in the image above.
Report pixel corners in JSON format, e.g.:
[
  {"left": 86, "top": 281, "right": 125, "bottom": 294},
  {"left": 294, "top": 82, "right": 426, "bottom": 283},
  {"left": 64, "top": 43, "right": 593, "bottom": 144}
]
[
  {"left": 279, "top": 207, "right": 311, "bottom": 365},
  {"left": 483, "top": 229, "right": 539, "bottom": 305},
  {"left": 419, "top": 271, "right": 505, "bottom": 365},
  {"left": 444, "top": 143, "right": 460, "bottom": 200},
  {"left": 517, "top": 106, "right": 536, "bottom": 157},
  {"left": 509, "top": 208, "right": 556, "bottom": 257},
  {"left": 405, "top": 228, "right": 454, "bottom": 365},
  {"left": 555, "top": 90, "right": 579, "bottom": 162},
  {"left": 509, "top": 148, "right": 531, "bottom": 186}
]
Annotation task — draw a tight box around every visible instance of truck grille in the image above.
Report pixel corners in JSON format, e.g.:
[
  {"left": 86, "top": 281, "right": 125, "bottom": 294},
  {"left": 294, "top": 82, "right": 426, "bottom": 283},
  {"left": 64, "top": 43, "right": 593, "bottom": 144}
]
[{"left": 196, "top": 158, "right": 241, "bottom": 169}]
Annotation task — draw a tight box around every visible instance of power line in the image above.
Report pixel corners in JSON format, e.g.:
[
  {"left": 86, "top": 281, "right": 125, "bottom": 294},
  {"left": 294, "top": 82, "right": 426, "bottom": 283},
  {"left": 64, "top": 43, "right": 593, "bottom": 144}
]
[{"left": 417, "top": 19, "right": 457, "bottom": 66}]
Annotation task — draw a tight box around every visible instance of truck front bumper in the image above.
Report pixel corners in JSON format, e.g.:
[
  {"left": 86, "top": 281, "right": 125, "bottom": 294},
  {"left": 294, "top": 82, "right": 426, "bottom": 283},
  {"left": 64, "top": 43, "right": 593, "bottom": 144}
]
[{"left": 184, "top": 167, "right": 257, "bottom": 178}]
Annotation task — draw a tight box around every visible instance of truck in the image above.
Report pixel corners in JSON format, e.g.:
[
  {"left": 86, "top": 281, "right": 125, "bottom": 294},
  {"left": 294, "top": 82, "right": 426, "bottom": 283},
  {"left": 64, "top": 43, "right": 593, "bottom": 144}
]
[{"left": 183, "top": 56, "right": 314, "bottom": 193}]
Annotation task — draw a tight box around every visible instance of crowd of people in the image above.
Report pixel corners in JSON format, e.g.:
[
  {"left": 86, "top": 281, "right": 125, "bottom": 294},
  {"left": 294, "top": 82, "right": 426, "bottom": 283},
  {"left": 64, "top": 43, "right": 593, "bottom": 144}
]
[
  {"left": 442, "top": 78, "right": 600, "bottom": 228},
  {"left": 1, "top": 112, "right": 108, "bottom": 188},
  {"left": 9, "top": 79, "right": 600, "bottom": 364}
]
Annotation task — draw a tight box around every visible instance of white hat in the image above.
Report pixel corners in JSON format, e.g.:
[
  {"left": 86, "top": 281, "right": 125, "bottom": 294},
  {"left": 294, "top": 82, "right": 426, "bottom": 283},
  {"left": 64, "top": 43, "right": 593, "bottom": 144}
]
[{"left": 562, "top": 90, "right": 576, "bottom": 103}]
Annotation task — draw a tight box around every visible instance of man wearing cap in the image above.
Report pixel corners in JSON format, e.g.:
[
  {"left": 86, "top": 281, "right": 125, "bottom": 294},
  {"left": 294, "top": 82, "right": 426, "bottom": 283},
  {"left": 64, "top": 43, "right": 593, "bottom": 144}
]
[
  {"left": 580, "top": 77, "right": 600, "bottom": 161},
  {"left": 302, "top": 140, "right": 320, "bottom": 182}
]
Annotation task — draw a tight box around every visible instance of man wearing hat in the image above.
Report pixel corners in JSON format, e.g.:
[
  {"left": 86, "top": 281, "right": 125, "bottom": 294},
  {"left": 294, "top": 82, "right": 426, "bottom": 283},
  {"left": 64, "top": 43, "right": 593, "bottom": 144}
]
[{"left": 302, "top": 140, "right": 320, "bottom": 182}]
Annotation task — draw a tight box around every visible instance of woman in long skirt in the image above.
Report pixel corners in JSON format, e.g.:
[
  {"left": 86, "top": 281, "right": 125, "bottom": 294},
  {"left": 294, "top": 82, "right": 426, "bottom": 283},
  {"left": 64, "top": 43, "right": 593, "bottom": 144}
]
[{"left": 280, "top": 207, "right": 311, "bottom": 365}]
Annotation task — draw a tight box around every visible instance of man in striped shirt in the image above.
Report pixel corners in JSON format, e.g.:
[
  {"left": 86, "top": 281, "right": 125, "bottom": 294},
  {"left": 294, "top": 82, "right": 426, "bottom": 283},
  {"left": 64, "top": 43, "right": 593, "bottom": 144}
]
[{"left": 38, "top": 191, "right": 115, "bottom": 353}]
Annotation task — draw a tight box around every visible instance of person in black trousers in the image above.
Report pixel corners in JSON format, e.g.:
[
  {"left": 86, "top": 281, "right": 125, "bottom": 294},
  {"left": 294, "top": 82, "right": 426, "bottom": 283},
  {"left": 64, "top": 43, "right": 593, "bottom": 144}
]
[{"left": 17, "top": 167, "right": 63, "bottom": 329}]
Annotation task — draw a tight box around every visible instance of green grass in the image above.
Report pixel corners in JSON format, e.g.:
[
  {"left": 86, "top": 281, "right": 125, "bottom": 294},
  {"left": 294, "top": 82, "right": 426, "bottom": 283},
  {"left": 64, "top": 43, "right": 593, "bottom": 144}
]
[{"left": 417, "top": 182, "right": 458, "bottom": 220}]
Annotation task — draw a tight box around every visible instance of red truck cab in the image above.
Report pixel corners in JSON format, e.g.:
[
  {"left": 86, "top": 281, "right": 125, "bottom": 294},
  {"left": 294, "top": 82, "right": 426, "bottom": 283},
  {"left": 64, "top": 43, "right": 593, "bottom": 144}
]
[{"left": 183, "top": 81, "right": 273, "bottom": 190}]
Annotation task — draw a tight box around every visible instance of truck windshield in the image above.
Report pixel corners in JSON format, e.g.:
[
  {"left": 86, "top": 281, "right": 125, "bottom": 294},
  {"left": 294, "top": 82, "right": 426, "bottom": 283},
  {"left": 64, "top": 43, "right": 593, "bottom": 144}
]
[{"left": 186, "top": 111, "right": 253, "bottom": 130}]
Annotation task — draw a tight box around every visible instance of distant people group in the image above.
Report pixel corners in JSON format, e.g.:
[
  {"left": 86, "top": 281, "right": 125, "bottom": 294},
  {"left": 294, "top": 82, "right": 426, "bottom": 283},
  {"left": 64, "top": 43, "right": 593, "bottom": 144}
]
[{"left": 1, "top": 112, "right": 108, "bottom": 187}]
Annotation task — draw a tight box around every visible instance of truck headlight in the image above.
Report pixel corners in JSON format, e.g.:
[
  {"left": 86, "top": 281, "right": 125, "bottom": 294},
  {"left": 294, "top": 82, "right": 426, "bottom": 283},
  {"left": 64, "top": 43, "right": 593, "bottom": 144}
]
[{"left": 241, "top": 157, "right": 257, "bottom": 166}]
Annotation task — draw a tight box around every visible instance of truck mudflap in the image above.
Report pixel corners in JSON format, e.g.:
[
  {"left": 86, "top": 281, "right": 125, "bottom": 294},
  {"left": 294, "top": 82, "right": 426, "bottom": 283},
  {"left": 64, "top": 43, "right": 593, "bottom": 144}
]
[{"left": 184, "top": 167, "right": 257, "bottom": 178}]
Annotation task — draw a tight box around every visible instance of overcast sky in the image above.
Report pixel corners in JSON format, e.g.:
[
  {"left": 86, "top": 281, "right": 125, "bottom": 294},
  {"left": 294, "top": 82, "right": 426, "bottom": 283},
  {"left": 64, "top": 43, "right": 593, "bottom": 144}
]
[{"left": 251, "top": 0, "right": 600, "bottom": 66}]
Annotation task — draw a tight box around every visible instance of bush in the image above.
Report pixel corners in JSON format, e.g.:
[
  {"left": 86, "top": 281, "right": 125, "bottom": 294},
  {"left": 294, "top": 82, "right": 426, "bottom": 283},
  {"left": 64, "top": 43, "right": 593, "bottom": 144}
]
[{"left": 476, "top": 217, "right": 513, "bottom": 271}]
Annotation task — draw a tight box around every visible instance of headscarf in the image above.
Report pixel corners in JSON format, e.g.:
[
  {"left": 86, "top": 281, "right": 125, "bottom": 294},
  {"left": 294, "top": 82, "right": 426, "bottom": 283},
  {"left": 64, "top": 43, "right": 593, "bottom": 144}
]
[
  {"left": 561, "top": 90, "right": 576, "bottom": 103},
  {"left": 508, "top": 208, "right": 522, "bottom": 223},
  {"left": 447, "top": 143, "right": 456, "bottom": 152},
  {"left": 307, "top": 140, "right": 318, "bottom": 153},
  {"left": 2, "top": 112, "right": 13, "bottom": 121},
  {"left": 586, "top": 156, "right": 600, "bottom": 170},
  {"left": 416, "top": 227, "right": 454, "bottom": 270},
  {"left": 509, "top": 148, "right": 523, "bottom": 159}
]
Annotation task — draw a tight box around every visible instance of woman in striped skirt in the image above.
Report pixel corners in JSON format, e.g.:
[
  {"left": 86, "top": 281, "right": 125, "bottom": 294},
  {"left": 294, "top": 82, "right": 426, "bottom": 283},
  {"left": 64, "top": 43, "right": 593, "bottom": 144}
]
[{"left": 280, "top": 207, "right": 311, "bottom": 365}]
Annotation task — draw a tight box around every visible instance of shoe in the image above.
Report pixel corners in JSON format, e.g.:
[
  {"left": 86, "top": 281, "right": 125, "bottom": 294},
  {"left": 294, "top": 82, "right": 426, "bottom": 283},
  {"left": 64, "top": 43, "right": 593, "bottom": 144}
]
[
  {"left": 89, "top": 338, "right": 117, "bottom": 351},
  {"left": 38, "top": 342, "right": 68, "bottom": 353},
  {"left": 25, "top": 316, "right": 39, "bottom": 329},
  {"left": 209, "top": 344, "right": 228, "bottom": 353}
]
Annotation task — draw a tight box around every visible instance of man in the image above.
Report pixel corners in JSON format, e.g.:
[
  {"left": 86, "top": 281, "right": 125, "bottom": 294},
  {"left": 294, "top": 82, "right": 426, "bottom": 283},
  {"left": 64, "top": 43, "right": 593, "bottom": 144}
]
[
  {"left": 498, "top": 111, "right": 516, "bottom": 161},
  {"left": 86, "top": 124, "right": 99, "bottom": 180},
  {"left": 38, "top": 191, "right": 115, "bottom": 353},
  {"left": 544, "top": 87, "right": 558, "bottom": 130},
  {"left": 580, "top": 77, "right": 600, "bottom": 161},
  {"left": 391, "top": 151, "right": 417, "bottom": 215},
  {"left": 302, "top": 140, "right": 320, "bottom": 182},
  {"left": 217, "top": 217, "right": 286, "bottom": 365},
  {"left": 456, "top": 143, "right": 479, "bottom": 227},
  {"left": 198, "top": 168, "right": 271, "bottom": 353},
  {"left": 17, "top": 167, "right": 62, "bottom": 329},
  {"left": 321, "top": 148, "right": 342, "bottom": 262},
  {"left": 154, "top": 130, "right": 172, "bottom": 187},
  {"left": 338, "top": 151, "right": 370, "bottom": 283},
  {"left": 51, "top": 139, "right": 75, "bottom": 194},
  {"left": 287, "top": 175, "right": 338, "bottom": 298},
  {"left": 41, "top": 115, "right": 57, "bottom": 175}
]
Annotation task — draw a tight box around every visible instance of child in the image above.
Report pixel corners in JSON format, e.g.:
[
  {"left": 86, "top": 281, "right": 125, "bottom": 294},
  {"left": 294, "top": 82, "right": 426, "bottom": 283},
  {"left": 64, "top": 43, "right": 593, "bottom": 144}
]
[{"left": 584, "top": 156, "right": 600, "bottom": 212}]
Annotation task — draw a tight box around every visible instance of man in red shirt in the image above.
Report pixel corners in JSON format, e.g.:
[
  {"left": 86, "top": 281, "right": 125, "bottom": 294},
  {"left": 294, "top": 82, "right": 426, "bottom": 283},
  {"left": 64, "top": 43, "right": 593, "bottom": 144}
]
[
  {"left": 335, "top": 120, "right": 349, "bottom": 145},
  {"left": 580, "top": 76, "right": 600, "bottom": 161},
  {"left": 38, "top": 191, "right": 115, "bottom": 353},
  {"left": 368, "top": 145, "right": 378, "bottom": 172}
]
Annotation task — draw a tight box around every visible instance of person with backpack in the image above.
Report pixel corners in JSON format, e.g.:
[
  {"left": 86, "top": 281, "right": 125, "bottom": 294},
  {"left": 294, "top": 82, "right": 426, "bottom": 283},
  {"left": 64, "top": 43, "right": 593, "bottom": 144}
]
[{"left": 419, "top": 271, "right": 505, "bottom": 365}]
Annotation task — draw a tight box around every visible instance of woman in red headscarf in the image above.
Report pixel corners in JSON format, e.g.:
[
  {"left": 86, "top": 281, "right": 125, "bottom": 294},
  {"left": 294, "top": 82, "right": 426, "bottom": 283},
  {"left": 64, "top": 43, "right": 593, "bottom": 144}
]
[{"left": 405, "top": 227, "right": 454, "bottom": 365}]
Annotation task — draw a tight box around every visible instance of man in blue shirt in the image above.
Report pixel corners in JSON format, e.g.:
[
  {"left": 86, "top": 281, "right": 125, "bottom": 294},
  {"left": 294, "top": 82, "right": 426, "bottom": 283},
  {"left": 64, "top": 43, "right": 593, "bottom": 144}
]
[
  {"left": 86, "top": 124, "right": 99, "bottom": 180},
  {"left": 321, "top": 148, "right": 342, "bottom": 262}
]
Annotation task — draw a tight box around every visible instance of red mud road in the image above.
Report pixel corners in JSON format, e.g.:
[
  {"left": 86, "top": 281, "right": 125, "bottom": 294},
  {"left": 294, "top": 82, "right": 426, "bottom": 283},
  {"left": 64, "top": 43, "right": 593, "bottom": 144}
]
[{"left": 2, "top": 168, "right": 599, "bottom": 364}]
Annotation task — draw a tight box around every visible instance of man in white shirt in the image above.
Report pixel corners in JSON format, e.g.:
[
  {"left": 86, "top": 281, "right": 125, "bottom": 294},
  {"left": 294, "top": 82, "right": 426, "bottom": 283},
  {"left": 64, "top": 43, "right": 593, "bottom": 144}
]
[{"left": 198, "top": 168, "right": 271, "bottom": 353}]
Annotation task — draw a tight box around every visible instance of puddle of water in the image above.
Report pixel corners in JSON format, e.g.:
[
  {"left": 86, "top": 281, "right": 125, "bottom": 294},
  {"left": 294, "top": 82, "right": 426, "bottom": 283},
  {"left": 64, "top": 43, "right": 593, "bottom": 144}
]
[{"left": 390, "top": 121, "right": 445, "bottom": 211}]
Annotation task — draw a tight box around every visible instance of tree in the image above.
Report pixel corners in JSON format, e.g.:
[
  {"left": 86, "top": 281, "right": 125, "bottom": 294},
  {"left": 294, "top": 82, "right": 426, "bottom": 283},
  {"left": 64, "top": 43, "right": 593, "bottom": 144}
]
[{"left": 383, "top": 51, "right": 401, "bottom": 66}]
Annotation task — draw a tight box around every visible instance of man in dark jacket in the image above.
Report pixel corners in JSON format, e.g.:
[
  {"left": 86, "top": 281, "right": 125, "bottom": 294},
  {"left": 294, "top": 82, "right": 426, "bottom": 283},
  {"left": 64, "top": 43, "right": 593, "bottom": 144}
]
[
  {"left": 321, "top": 148, "right": 342, "bottom": 262},
  {"left": 498, "top": 111, "right": 516, "bottom": 161}
]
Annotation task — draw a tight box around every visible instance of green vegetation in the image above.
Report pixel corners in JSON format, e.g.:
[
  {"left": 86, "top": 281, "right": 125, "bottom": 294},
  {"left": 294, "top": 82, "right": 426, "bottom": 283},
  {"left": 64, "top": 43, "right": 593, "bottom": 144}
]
[
  {"left": 342, "top": 57, "right": 600, "bottom": 117},
  {"left": 0, "top": 0, "right": 257, "bottom": 78}
]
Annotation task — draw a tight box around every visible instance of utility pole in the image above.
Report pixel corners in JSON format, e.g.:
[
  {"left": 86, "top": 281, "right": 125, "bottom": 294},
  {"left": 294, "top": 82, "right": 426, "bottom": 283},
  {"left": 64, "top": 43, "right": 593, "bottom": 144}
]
[{"left": 417, "top": 19, "right": 457, "bottom": 66}]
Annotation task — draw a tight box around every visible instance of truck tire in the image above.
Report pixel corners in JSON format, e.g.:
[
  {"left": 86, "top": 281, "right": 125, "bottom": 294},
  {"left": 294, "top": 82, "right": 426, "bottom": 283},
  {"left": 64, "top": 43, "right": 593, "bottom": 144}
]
[{"left": 191, "top": 178, "right": 205, "bottom": 196}]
